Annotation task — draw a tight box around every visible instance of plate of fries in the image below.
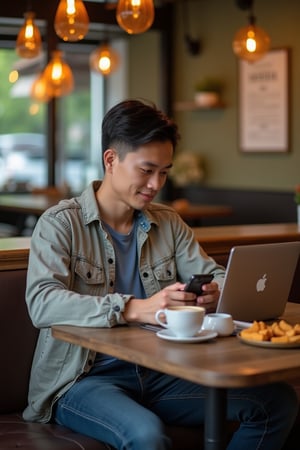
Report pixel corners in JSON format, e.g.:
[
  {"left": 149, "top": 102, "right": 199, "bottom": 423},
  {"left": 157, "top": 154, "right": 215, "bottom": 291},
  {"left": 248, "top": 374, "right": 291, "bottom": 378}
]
[{"left": 238, "top": 320, "right": 300, "bottom": 348}]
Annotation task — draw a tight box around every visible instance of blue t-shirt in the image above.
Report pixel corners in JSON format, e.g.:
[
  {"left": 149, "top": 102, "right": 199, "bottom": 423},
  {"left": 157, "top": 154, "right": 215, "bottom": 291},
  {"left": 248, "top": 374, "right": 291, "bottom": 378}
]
[
  {"left": 95, "top": 218, "right": 145, "bottom": 366},
  {"left": 104, "top": 219, "right": 145, "bottom": 299}
]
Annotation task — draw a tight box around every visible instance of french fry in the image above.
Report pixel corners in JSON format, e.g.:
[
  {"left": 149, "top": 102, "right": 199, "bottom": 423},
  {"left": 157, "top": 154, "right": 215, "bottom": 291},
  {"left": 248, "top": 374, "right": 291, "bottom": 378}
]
[
  {"left": 288, "top": 335, "right": 300, "bottom": 343},
  {"left": 240, "top": 330, "right": 265, "bottom": 341},
  {"left": 294, "top": 324, "right": 300, "bottom": 335},
  {"left": 286, "top": 329, "right": 296, "bottom": 337},
  {"left": 278, "top": 320, "right": 293, "bottom": 331},
  {"left": 272, "top": 324, "right": 285, "bottom": 337},
  {"left": 258, "top": 321, "right": 267, "bottom": 330},
  {"left": 271, "top": 336, "right": 289, "bottom": 343},
  {"left": 246, "top": 321, "right": 260, "bottom": 333}
]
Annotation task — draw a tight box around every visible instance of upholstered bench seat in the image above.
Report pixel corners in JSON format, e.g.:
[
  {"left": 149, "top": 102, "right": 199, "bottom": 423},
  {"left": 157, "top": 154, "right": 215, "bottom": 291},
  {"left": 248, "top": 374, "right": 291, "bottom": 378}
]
[{"left": 0, "top": 413, "right": 109, "bottom": 449}]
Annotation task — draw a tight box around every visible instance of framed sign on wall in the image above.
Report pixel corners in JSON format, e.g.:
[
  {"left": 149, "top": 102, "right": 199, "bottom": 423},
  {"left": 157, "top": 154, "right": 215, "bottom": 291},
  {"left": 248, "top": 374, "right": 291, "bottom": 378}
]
[{"left": 239, "top": 48, "right": 290, "bottom": 153}]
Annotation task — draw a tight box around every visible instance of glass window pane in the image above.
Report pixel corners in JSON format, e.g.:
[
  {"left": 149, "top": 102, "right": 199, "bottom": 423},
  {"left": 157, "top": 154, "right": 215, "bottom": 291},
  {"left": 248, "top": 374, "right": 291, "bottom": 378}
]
[
  {"left": 0, "top": 48, "right": 47, "bottom": 191},
  {"left": 56, "top": 47, "right": 104, "bottom": 193}
]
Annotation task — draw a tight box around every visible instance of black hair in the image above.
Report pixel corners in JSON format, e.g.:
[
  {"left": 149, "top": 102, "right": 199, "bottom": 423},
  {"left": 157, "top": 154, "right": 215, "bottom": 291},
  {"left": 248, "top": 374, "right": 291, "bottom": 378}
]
[{"left": 101, "top": 99, "right": 180, "bottom": 170}]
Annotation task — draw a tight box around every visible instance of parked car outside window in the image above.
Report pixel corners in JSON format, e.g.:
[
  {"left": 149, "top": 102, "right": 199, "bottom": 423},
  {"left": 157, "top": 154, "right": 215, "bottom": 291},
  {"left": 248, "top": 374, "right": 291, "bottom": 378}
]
[{"left": 0, "top": 133, "right": 86, "bottom": 193}]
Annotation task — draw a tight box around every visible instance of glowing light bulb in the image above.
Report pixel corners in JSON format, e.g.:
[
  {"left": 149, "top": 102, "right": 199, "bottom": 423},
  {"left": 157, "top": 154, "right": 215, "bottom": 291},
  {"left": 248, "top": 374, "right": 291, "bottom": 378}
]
[
  {"left": 233, "top": 21, "right": 271, "bottom": 63},
  {"left": 90, "top": 43, "right": 120, "bottom": 76},
  {"left": 99, "top": 56, "right": 110, "bottom": 72},
  {"left": 54, "top": 0, "right": 89, "bottom": 42},
  {"left": 16, "top": 11, "right": 42, "bottom": 58},
  {"left": 43, "top": 50, "right": 74, "bottom": 98},
  {"left": 116, "top": 0, "right": 155, "bottom": 35},
  {"left": 245, "top": 30, "right": 256, "bottom": 53}
]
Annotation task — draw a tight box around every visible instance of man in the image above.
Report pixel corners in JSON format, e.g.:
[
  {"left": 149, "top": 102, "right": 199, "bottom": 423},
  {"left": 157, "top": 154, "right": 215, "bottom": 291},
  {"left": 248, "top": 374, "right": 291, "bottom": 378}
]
[{"left": 24, "top": 99, "right": 298, "bottom": 449}]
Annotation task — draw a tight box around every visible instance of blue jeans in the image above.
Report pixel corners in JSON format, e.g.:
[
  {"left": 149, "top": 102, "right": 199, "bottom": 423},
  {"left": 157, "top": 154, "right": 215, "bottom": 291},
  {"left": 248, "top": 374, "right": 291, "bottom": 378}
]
[{"left": 54, "top": 360, "right": 298, "bottom": 450}]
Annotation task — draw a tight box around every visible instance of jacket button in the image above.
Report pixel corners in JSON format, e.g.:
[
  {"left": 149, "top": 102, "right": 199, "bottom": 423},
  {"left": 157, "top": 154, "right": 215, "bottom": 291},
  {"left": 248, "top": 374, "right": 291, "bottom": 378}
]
[
  {"left": 108, "top": 258, "right": 113, "bottom": 264},
  {"left": 113, "top": 305, "right": 121, "bottom": 312},
  {"left": 110, "top": 280, "right": 114, "bottom": 287},
  {"left": 87, "top": 271, "right": 91, "bottom": 278},
  {"left": 143, "top": 272, "right": 148, "bottom": 278}
]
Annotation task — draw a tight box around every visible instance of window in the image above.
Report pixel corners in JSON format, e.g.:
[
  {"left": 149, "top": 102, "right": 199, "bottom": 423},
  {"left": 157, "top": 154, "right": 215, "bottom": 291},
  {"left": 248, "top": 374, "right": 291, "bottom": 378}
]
[
  {"left": 0, "top": 15, "right": 164, "bottom": 195},
  {"left": 0, "top": 45, "right": 106, "bottom": 193},
  {"left": 0, "top": 48, "right": 47, "bottom": 191}
]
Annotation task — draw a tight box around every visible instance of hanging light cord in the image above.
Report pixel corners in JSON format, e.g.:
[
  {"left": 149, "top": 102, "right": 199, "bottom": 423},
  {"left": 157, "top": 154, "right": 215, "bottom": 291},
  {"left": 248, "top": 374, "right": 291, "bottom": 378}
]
[
  {"left": 182, "top": 0, "right": 201, "bottom": 56},
  {"left": 235, "top": 0, "right": 253, "bottom": 11}
]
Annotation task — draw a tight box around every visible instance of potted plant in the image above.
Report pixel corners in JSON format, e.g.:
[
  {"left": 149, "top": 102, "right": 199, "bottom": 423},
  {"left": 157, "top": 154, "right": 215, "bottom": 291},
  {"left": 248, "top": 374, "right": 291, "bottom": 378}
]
[{"left": 194, "top": 77, "right": 223, "bottom": 107}]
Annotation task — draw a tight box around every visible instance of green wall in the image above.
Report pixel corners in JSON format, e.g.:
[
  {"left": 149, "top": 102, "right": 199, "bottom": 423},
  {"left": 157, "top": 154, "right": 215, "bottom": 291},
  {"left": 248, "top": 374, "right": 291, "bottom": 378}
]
[
  {"left": 128, "top": 31, "right": 161, "bottom": 108},
  {"left": 173, "top": 0, "right": 300, "bottom": 192}
]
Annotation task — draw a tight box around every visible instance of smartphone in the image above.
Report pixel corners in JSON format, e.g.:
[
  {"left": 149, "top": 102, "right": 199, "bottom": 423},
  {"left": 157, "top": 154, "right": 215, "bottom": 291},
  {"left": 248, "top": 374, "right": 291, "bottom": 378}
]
[{"left": 184, "top": 274, "right": 214, "bottom": 296}]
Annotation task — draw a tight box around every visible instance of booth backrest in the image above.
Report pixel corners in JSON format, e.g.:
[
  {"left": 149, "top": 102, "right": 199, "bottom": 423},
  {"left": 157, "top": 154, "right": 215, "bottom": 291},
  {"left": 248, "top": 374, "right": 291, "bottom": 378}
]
[{"left": 0, "top": 269, "right": 38, "bottom": 413}]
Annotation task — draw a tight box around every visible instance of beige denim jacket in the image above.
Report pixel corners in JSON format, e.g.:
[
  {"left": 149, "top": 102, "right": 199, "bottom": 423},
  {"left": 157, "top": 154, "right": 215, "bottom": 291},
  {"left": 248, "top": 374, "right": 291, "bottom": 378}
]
[{"left": 23, "top": 181, "right": 225, "bottom": 423}]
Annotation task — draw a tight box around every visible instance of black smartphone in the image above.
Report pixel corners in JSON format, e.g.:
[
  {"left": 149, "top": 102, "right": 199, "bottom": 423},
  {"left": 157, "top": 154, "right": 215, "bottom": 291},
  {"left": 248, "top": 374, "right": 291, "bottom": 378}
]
[{"left": 184, "top": 274, "right": 214, "bottom": 296}]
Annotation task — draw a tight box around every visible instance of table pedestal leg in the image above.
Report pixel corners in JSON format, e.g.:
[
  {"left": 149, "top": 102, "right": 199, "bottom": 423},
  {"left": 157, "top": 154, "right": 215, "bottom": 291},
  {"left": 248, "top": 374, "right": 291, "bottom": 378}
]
[{"left": 204, "top": 386, "right": 227, "bottom": 450}]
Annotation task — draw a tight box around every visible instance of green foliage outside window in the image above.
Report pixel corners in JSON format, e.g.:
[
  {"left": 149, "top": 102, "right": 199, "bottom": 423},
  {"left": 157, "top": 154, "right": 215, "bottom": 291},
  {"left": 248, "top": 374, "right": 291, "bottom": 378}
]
[{"left": 0, "top": 49, "right": 45, "bottom": 135}]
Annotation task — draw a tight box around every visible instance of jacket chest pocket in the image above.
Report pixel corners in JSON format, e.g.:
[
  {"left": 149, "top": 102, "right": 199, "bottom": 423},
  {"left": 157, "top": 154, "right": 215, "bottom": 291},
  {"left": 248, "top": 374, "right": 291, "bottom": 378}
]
[
  {"left": 73, "top": 259, "right": 105, "bottom": 295},
  {"left": 152, "top": 258, "right": 176, "bottom": 288}
]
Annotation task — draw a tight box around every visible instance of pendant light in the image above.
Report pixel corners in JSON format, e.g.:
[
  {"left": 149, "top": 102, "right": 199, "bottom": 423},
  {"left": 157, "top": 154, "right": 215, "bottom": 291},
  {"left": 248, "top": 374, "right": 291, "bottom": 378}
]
[
  {"left": 16, "top": 11, "right": 42, "bottom": 58},
  {"left": 233, "top": 0, "right": 270, "bottom": 63},
  {"left": 116, "top": 0, "right": 155, "bottom": 35},
  {"left": 233, "top": 15, "right": 270, "bottom": 62},
  {"left": 90, "top": 42, "right": 120, "bottom": 76},
  {"left": 54, "top": 0, "right": 89, "bottom": 42},
  {"left": 43, "top": 50, "right": 74, "bottom": 98}
]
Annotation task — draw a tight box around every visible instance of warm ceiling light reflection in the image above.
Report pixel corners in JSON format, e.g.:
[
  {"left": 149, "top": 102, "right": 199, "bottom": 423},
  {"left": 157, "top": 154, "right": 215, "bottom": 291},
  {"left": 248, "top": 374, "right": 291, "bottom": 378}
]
[
  {"left": 9, "top": 70, "right": 19, "bottom": 84},
  {"left": 16, "top": 11, "right": 42, "bottom": 58},
  {"left": 43, "top": 50, "right": 74, "bottom": 98},
  {"left": 29, "top": 103, "right": 40, "bottom": 115},
  {"left": 54, "top": 0, "right": 90, "bottom": 41},
  {"left": 90, "top": 43, "right": 120, "bottom": 76},
  {"left": 30, "top": 72, "right": 51, "bottom": 102},
  {"left": 116, "top": 0, "right": 155, "bottom": 34}
]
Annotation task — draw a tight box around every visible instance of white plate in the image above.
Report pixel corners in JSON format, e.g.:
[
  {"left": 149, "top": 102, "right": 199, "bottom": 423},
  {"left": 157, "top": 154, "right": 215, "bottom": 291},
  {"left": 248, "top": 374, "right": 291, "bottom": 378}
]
[
  {"left": 237, "top": 333, "right": 300, "bottom": 349},
  {"left": 156, "top": 329, "right": 218, "bottom": 343}
]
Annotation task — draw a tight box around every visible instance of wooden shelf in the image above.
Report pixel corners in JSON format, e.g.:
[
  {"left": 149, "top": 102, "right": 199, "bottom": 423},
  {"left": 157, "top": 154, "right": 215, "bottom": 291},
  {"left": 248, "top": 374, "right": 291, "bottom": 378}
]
[{"left": 173, "top": 101, "right": 225, "bottom": 111}]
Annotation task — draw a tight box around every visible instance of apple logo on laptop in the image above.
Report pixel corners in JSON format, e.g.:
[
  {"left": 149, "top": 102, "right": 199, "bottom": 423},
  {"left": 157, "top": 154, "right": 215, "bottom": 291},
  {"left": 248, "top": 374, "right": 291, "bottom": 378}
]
[{"left": 256, "top": 274, "right": 267, "bottom": 292}]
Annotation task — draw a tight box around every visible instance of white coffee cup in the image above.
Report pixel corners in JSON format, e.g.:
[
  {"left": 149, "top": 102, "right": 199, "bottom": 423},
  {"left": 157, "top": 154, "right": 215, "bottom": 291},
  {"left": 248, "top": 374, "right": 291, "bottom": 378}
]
[
  {"left": 202, "top": 313, "right": 234, "bottom": 337},
  {"left": 155, "top": 306, "right": 205, "bottom": 338}
]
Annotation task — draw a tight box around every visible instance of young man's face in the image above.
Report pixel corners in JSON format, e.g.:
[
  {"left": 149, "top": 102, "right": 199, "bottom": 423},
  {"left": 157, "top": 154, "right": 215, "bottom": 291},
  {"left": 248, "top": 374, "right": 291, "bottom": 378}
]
[{"left": 107, "top": 140, "right": 173, "bottom": 210}]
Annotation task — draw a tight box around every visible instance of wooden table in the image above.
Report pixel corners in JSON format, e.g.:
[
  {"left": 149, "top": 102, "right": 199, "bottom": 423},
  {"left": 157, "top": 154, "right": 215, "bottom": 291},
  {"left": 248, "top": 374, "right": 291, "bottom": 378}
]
[
  {"left": 0, "top": 194, "right": 64, "bottom": 234},
  {"left": 0, "top": 194, "right": 63, "bottom": 216},
  {"left": 0, "top": 195, "right": 232, "bottom": 220},
  {"left": 0, "top": 194, "right": 232, "bottom": 233},
  {"left": 173, "top": 204, "right": 232, "bottom": 220},
  {"left": 171, "top": 203, "right": 233, "bottom": 226},
  {"left": 52, "top": 302, "right": 300, "bottom": 450}
]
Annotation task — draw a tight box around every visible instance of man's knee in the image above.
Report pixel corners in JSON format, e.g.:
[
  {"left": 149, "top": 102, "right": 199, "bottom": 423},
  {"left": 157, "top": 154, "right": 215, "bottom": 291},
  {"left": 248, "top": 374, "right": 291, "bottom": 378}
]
[{"left": 122, "top": 417, "right": 171, "bottom": 450}]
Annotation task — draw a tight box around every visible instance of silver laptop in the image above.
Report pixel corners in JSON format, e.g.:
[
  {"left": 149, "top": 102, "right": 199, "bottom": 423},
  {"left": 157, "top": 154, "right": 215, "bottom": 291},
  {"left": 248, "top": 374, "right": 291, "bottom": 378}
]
[{"left": 216, "top": 241, "right": 300, "bottom": 322}]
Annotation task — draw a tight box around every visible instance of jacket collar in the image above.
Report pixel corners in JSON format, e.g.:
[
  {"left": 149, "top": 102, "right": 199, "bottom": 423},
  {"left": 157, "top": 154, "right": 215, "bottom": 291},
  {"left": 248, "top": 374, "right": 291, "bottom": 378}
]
[{"left": 78, "top": 180, "right": 158, "bottom": 232}]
